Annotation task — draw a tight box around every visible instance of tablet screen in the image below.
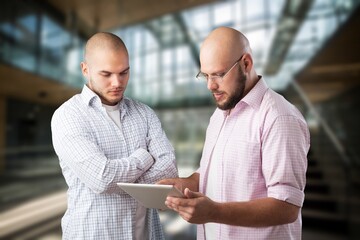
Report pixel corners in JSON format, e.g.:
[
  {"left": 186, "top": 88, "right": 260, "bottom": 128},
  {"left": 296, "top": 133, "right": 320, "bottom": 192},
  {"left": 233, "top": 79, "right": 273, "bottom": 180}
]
[{"left": 117, "top": 183, "right": 184, "bottom": 209}]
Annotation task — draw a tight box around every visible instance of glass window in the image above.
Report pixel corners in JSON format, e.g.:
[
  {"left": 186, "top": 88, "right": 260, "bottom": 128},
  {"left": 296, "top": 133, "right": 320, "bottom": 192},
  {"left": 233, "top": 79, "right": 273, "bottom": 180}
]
[
  {"left": 0, "top": 22, "right": 20, "bottom": 39},
  {"left": 187, "top": 7, "right": 211, "bottom": 32},
  {"left": 269, "top": 0, "right": 286, "bottom": 20},
  {"left": 162, "top": 49, "right": 174, "bottom": 77},
  {"left": 245, "top": 28, "right": 267, "bottom": 70},
  {"left": 18, "top": 14, "right": 37, "bottom": 36},
  {"left": 66, "top": 46, "right": 82, "bottom": 75},
  {"left": 176, "top": 45, "right": 191, "bottom": 84},
  {"left": 213, "top": 2, "right": 233, "bottom": 26},
  {"left": 145, "top": 30, "right": 159, "bottom": 52},
  {"left": 41, "top": 16, "right": 71, "bottom": 50},
  {"left": 144, "top": 52, "right": 158, "bottom": 80},
  {"left": 133, "top": 29, "right": 144, "bottom": 56},
  {"left": 245, "top": 0, "right": 265, "bottom": 21}
]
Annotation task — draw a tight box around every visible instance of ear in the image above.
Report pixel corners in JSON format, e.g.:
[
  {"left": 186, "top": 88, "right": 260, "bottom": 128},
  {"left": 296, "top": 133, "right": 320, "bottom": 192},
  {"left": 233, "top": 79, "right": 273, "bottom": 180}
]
[
  {"left": 242, "top": 53, "right": 253, "bottom": 73},
  {"left": 80, "top": 62, "right": 89, "bottom": 80}
]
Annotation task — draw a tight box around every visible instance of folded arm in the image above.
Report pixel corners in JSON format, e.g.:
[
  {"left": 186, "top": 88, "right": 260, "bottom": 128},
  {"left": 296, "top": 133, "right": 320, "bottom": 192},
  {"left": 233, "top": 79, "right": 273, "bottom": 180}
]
[
  {"left": 52, "top": 109, "right": 154, "bottom": 194},
  {"left": 136, "top": 107, "right": 178, "bottom": 183}
]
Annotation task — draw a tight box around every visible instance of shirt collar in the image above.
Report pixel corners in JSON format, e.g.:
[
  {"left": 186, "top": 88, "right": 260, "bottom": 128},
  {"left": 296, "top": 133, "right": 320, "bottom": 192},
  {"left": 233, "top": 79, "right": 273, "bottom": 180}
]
[
  {"left": 81, "top": 84, "right": 99, "bottom": 106},
  {"left": 81, "top": 85, "right": 126, "bottom": 117},
  {"left": 221, "top": 76, "right": 268, "bottom": 116},
  {"left": 240, "top": 75, "right": 268, "bottom": 110}
]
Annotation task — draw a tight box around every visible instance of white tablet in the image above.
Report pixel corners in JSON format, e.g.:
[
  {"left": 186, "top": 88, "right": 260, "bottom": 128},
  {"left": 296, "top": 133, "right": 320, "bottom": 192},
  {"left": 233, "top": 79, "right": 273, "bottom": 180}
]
[{"left": 117, "top": 183, "right": 184, "bottom": 209}]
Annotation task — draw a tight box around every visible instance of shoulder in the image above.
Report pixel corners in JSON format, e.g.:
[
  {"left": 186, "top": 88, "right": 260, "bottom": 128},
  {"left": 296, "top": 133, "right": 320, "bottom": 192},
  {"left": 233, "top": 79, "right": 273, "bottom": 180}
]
[
  {"left": 259, "top": 89, "right": 309, "bottom": 141},
  {"left": 258, "top": 89, "right": 310, "bottom": 141},
  {"left": 123, "top": 97, "right": 155, "bottom": 114},
  {"left": 261, "top": 89, "right": 305, "bottom": 122},
  {"left": 52, "top": 94, "right": 85, "bottom": 123}
]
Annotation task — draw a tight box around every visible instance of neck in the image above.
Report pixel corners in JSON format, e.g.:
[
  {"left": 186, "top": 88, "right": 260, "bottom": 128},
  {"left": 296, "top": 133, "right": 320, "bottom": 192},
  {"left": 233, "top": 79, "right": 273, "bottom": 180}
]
[{"left": 244, "top": 70, "right": 259, "bottom": 96}]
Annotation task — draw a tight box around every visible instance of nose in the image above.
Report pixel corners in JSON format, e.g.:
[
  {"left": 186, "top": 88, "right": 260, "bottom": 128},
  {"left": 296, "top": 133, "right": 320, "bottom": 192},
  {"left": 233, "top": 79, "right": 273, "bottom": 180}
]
[
  {"left": 207, "top": 78, "right": 218, "bottom": 91},
  {"left": 110, "top": 75, "right": 122, "bottom": 87}
]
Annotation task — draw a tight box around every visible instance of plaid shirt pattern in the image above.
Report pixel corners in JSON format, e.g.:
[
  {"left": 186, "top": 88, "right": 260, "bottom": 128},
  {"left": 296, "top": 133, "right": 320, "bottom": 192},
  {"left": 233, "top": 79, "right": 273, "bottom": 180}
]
[
  {"left": 197, "top": 78, "right": 310, "bottom": 240},
  {"left": 51, "top": 85, "right": 178, "bottom": 239}
]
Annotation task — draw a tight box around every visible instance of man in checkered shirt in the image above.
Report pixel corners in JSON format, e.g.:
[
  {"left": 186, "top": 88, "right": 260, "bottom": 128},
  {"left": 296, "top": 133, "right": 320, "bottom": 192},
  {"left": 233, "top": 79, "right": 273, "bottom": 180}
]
[
  {"left": 51, "top": 32, "right": 178, "bottom": 239},
  {"left": 160, "top": 27, "right": 310, "bottom": 240}
]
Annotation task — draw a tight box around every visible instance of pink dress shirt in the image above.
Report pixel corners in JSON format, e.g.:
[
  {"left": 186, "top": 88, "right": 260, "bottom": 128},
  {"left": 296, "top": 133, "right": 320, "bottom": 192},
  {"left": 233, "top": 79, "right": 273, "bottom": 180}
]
[{"left": 197, "top": 78, "right": 310, "bottom": 239}]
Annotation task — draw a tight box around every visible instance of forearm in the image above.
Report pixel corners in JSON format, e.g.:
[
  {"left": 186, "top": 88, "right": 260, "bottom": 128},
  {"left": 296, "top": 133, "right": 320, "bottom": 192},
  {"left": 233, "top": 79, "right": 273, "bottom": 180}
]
[
  {"left": 138, "top": 110, "right": 179, "bottom": 183},
  {"left": 69, "top": 149, "right": 154, "bottom": 194},
  {"left": 54, "top": 130, "right": 154, "bottom": 193},
  {"left": 137, "top": 152, "right": 178, "bottom": 184},
  {"left": 212, "top": 197, "right": 299, "bottom": 227}
]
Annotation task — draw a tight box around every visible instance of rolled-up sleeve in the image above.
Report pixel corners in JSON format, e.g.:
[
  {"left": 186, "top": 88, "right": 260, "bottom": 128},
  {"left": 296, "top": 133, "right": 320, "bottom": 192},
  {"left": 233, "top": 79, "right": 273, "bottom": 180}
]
[{"left": 262, "top": 115, "right": 310, "bottom": 207}]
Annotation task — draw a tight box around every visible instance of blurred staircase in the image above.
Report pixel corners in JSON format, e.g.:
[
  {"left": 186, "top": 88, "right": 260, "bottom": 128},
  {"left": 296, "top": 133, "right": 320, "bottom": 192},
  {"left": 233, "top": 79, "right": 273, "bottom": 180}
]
[
  {"left": 282, "top": 81, "right": 360, "bottom": 239},
  {"left": 302, "top": 148, "right": 348, "bottom": 235}
]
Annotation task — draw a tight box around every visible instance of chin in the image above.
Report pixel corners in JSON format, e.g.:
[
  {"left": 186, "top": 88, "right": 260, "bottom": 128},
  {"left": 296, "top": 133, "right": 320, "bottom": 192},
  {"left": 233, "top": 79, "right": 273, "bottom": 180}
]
[
  {"left": 215, "top": 99, "right": 229, "bottom": 110},
  {"left": 111, "top": 96, "right": 123, "bottom": 103},
  {"left": 216, "top": 103, "right": 227, "bottom": 110}
]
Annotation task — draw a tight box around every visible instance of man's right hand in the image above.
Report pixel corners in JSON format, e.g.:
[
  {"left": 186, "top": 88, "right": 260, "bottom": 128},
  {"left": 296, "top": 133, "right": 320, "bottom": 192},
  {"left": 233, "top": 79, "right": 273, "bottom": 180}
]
[{"left": 157, "top": 172, "right": 199, "bottom": 193}]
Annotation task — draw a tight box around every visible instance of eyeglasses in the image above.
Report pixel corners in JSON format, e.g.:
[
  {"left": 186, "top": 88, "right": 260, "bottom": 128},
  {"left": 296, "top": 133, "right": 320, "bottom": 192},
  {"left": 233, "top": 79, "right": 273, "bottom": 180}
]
[{"left": 196, "top": 55, "right": 244, "bottom": 83}]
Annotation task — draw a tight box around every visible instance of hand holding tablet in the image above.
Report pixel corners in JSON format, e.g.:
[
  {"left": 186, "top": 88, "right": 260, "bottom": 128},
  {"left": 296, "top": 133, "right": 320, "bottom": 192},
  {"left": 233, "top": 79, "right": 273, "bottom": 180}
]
[{"left": 117, "top": 183, "right": 184, "bottom": 210}]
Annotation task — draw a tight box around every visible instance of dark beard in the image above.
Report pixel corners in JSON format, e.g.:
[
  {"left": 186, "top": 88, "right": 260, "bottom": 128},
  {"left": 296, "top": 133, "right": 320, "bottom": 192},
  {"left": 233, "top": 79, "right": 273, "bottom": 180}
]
[{"left": 216, "top": 70, "right": 246, "bottom": 110}]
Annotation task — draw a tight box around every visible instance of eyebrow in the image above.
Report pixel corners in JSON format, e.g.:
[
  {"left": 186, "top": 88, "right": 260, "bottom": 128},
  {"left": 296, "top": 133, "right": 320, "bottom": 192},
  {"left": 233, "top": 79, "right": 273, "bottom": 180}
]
[
  {"left": 98, "top": 67, "right": 130, "bottom": 75},
  {"left": 121, "top": 67, "right": 130, "bottom": 72},
  {"left": 201, "top": 69, "right": 226, "bottom": 76}
]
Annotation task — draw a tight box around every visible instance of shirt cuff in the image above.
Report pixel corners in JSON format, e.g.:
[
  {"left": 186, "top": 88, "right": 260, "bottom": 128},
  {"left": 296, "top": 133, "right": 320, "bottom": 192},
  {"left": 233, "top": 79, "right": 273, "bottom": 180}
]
[
  {"left": 268, "top": 184, "right": 304, "bottom": 207},
  {"left": 131, "top": 148, "right": 154, "bottom": 171}
]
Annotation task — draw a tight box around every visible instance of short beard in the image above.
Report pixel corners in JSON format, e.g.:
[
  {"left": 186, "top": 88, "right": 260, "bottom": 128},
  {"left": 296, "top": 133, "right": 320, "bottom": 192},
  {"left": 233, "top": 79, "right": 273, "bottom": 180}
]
[{"left": 216, "top": 70, "right": 246, "bottom": 110}]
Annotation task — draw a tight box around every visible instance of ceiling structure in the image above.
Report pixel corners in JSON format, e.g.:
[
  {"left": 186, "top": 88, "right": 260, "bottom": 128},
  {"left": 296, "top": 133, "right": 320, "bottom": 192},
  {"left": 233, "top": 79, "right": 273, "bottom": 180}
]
[
  {"left": 293, "top": 5, "right": 360, "bottom": 103},
  {"left": 264, "top": 0, "right": 314, "bottom": 75},
  {"left": 44, "top": 0, "right": 217, "bottom": 38},
  {"left": 42, "top": 0, "right": 355, "bottom": 105},
  {"left": 1, "top": 0, "right": 359, "bottom": 107},
  {"left": 0, "top": 0, "right": 216, "bottom": 107},
  {"left": 0, "top": 63, "right": 80, "bottom": 106}
]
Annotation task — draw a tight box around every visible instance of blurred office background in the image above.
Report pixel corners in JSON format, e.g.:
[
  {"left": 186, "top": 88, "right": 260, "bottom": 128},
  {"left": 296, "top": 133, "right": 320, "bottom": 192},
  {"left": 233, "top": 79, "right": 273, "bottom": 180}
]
[{"left": 0, "top": 0, "right": 359, "bottom": 239}]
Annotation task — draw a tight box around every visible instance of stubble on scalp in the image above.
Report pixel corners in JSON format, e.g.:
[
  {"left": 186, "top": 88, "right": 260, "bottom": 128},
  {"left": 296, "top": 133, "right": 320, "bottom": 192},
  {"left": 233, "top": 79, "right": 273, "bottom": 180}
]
[{"left": 84, "top": 32, "right": 128, "bottom": 65}]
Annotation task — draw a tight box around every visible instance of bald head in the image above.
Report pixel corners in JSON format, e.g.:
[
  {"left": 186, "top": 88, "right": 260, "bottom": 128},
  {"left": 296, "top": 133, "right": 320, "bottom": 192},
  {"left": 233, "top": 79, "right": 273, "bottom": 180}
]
[
  {"left": 84, "top": 32, "right": 128, "bottom": 64},
  {"left": 200, "top": 27, "right": 251, "bottom": 68},
  {"left": 199, "top": 27, "right": 259, "bottom": 103}
]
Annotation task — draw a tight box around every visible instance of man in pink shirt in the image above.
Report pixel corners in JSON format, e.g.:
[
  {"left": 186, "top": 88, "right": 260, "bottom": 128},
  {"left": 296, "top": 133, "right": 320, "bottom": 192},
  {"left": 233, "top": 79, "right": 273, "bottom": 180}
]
[{"left": 159, "top": 27, "right": 310, "bottom": 239}]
